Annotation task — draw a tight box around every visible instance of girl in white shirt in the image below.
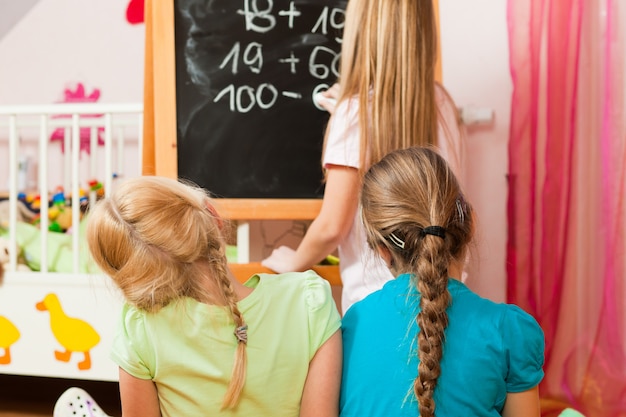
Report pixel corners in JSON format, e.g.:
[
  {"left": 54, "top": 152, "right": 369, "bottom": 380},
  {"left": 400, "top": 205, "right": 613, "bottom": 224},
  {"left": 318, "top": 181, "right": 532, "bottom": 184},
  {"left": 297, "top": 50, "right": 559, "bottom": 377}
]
[{"left": 262, "top": 0, "right": 465, "bottom": 314}]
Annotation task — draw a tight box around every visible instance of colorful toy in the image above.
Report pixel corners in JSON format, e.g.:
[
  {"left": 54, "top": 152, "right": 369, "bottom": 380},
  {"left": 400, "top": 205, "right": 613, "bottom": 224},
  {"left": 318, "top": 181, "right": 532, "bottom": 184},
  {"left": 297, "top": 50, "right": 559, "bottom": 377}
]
[
  {"left": 43, "top": 186, "right": 89, "bottom": 233},
  {"left": 53, "top": 209, "right": 73, "bottom": 232},
  {"left": 88, "top": 179, "right": 105, "bottom": 199},
  {"left": 22, "top": 193, "right": 41, "bottom": 211},
  {"left": 44, "top": 187, "right": 69, "bottom": 232},
  {"left": 6, "top": 180, "right": 105, "bottom": 234}
]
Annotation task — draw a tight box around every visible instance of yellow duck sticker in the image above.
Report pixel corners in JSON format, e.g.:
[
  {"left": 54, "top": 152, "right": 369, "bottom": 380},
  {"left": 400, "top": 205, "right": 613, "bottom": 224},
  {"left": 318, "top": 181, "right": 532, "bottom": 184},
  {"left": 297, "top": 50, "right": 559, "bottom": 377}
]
[
  {"left": 0, "top": 315, "right": 20, "bottom": 365},
  {"left": 36, "top": 293, "right": 101, "bottom": 371}
]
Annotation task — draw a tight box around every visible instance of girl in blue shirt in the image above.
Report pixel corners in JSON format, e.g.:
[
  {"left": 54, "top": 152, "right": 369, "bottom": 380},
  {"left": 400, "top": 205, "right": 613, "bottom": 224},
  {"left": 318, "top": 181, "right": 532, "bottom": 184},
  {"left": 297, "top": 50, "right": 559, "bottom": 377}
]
[{"left": 341, "top": 147, "right": 545, "bottom": 417}]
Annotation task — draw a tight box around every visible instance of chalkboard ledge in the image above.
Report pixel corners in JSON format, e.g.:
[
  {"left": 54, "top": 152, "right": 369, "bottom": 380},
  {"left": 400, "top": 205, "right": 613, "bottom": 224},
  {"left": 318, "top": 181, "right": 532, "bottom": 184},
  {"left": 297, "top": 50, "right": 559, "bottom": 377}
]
[
  {"left": 215, "top": 199, "right": 323, "bottom": 220},
  {"left": 229, "top": 262, "right": 341, "bottom": 287}
]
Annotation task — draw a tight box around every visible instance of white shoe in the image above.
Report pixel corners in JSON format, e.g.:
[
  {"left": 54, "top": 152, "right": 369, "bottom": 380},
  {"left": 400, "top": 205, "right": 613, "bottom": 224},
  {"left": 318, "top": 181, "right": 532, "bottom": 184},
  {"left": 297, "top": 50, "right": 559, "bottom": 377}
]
[
  {"left": 53, "top": 387, "right": 111, "bottom": 417},
  {"left": 558, "top": 409, "right": 586, "bottom": 417}
]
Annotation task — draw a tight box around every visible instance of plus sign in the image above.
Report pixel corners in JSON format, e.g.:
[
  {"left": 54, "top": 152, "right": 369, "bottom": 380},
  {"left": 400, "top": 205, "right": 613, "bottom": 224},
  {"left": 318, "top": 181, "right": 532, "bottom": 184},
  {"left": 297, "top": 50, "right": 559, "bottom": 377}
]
[
  {"left": 279, "top": 52, "right": 300, "bottom": 74},
  {"left": 278, "top": 1, "right": 301, "bottom": 29}
]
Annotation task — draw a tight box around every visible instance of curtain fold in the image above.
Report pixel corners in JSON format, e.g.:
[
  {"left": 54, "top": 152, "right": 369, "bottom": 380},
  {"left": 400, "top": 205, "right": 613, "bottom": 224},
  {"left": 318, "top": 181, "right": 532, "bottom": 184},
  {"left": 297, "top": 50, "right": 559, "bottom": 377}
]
[{"left": 507, "top": 1, "right": 626, "bottom": 416}]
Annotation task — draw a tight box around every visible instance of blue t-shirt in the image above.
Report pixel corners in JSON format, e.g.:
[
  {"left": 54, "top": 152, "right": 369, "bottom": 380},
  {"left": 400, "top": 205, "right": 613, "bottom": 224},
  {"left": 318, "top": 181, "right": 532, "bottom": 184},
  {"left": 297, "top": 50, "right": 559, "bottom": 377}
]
[{"left": 340, "top": 274, "right": 545, "bottom": 417}]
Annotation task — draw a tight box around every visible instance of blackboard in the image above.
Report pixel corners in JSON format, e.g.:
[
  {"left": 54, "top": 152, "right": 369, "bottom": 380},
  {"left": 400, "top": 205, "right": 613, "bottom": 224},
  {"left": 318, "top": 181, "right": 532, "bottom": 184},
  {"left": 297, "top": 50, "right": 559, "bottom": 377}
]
[{"left": 174, "top": 0, "right": 347, "bottom": 198}]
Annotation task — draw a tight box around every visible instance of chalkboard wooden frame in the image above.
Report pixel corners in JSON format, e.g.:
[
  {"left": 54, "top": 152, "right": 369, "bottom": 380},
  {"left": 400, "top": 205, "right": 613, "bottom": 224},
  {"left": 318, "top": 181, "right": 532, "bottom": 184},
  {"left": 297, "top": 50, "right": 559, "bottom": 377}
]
[
  {"left": 143, "top": 0, "right": 326, "bottom": 211},
  {"left": 144, "top": 0, "right": 332, "bottom": 212}
]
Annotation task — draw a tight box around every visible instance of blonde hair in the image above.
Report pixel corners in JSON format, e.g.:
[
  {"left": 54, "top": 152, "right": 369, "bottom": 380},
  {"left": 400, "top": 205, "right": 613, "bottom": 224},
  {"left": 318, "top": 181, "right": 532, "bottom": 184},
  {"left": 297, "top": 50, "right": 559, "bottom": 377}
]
[
  {"left": 86, "top": 176, "right": 247, "bottom": 409},
  {"left": 360, "top": 147, "right": 473, "bottom": 417},
  {"left": 326, "top": 0, "right": 438, "bottom": 174}
]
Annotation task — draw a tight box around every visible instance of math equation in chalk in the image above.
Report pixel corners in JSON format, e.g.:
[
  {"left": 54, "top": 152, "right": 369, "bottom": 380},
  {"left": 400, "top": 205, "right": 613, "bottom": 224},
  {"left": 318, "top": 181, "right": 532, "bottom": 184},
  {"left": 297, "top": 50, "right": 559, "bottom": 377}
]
[{"left": 212, "top": 0, "right": 345, "bottom": 113}]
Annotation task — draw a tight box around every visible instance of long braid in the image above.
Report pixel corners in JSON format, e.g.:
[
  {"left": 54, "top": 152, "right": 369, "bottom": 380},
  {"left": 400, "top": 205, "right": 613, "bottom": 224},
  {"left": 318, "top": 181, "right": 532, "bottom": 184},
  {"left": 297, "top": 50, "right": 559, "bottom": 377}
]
[
  {"left": 177, "top": 195, "right": 249, "bottom": 409},
  {"left": 413, "top": 234, "right": 452, "bottom": 417},
  {"left": 202, "top": 200, "right": 248, "bottom": 410},
  {"left": 213, "top": 261, "right": 248, "bottom": 409}
]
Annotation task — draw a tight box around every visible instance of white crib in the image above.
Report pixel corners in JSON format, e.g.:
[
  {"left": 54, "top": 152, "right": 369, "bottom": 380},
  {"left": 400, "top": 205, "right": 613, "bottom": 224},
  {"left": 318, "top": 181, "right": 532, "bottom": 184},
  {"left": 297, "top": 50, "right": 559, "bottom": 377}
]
[
  {"left": 0, "top": 102, "right": 343, "bottom": 382},
  {"left": 0, "top": 103, "right": 142, "bottom": 381}
]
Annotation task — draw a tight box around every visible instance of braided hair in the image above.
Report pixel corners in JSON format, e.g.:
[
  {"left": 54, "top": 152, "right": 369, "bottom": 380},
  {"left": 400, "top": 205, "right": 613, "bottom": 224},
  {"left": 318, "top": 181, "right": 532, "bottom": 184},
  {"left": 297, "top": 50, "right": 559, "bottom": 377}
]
[{"left": 360, "top": 147, "right": 473, "bottom": 416}]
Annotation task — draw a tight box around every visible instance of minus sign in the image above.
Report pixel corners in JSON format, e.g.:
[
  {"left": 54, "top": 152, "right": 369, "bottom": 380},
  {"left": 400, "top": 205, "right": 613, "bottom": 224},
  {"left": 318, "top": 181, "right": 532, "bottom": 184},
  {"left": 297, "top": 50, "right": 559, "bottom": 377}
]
[{"left": 282, "top": 91, "right": 302, "bottom": 99}]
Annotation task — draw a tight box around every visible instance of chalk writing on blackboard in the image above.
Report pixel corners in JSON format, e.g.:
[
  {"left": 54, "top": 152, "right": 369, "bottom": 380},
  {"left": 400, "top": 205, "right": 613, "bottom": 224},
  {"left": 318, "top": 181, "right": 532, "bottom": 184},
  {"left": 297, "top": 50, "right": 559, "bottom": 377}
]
[{"left": 175, "top": 0, "right": 346, "bottom": 199}]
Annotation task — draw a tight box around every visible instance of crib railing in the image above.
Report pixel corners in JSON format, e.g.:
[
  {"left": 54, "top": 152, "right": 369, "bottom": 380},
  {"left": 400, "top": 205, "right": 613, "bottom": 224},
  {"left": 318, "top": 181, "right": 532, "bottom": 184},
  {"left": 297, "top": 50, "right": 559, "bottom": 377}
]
[{"left": 0, "top": 103, "right": 143, "bottom": 274}]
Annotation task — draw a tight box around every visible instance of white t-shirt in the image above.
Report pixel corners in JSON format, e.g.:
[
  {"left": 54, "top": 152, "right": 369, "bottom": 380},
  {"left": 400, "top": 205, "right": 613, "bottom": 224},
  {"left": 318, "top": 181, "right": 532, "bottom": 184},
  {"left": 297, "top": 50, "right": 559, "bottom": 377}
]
[{"left": 322, "top": 84, "right": 465, "bottom": 314}]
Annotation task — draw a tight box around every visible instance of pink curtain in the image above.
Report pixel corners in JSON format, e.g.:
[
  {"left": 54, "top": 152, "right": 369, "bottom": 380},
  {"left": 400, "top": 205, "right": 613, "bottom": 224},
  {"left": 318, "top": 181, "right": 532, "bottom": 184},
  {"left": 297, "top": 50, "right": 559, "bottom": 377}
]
[{"left": 507, "top": 1, "right": 626, "bottom": 416}]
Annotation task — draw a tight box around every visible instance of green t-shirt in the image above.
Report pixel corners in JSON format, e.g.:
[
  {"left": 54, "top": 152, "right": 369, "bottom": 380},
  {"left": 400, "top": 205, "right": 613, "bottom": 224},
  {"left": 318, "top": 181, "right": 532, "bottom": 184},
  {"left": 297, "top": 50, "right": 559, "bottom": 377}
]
[{"left": 111, "top": 270, "right": 341, "bottom": 417}]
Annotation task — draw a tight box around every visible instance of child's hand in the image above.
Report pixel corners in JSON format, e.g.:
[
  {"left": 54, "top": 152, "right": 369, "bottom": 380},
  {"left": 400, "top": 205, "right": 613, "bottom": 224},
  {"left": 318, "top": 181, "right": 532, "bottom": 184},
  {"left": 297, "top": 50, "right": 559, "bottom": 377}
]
[
  {"left": 314, "top": 83, "right": 340, "bottom": 114},
  {"left": 261, "top": 246, "right": 298, "bottom": 273}
]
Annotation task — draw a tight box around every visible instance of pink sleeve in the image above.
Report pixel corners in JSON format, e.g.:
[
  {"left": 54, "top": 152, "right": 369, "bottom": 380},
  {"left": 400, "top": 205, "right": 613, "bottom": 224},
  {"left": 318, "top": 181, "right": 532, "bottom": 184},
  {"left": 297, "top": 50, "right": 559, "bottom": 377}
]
[{"left": 322, "top": 98, "right": 361, "bottom": 169}]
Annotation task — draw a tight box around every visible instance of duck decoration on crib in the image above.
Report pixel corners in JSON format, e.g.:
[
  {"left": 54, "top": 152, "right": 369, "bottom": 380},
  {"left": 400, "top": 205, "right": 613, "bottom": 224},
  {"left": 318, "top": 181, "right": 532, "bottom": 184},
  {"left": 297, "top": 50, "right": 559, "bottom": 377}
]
[
  {"left": 0, "top": 315, "right": 20, "bottom": 365},
  {"left": 36, "top": 293, "right": 101, "bottom": 371}
]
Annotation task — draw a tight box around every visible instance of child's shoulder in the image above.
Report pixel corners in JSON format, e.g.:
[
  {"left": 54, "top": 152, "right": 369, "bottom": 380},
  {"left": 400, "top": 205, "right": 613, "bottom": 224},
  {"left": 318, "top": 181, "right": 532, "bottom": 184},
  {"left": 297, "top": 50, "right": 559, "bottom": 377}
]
[
  {"left": 255, "top": 270, "right": 334, "bottom": 310},
  {"left": 451, "top": 281, "right": 541, "bottom": 335},
  {"left": 256, "top": 269, "right": 328, "bottom": 285}
]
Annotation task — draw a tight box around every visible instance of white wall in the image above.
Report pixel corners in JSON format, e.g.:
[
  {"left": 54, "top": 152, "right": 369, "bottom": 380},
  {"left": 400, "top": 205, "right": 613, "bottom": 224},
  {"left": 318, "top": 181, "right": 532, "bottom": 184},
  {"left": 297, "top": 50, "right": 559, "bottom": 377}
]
[
  {"left": 0, "top": 0, "right": 40, "bottom": 41},
  {"left": 440, "top": 0, "right": 511, "bottom": 302},
  {"left": 0, "top": 0, "right": 144, "bottom": 105}
]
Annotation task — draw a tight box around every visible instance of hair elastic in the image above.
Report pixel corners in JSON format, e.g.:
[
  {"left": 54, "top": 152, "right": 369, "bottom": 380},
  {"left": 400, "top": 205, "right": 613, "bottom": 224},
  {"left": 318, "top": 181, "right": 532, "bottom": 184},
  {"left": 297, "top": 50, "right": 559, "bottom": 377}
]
[
  {"left": 422, "top": 226, "right": 446, "bottom": 239},
  {"left": 234, "top": 324, "right": 248, "bottom": 344}
]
